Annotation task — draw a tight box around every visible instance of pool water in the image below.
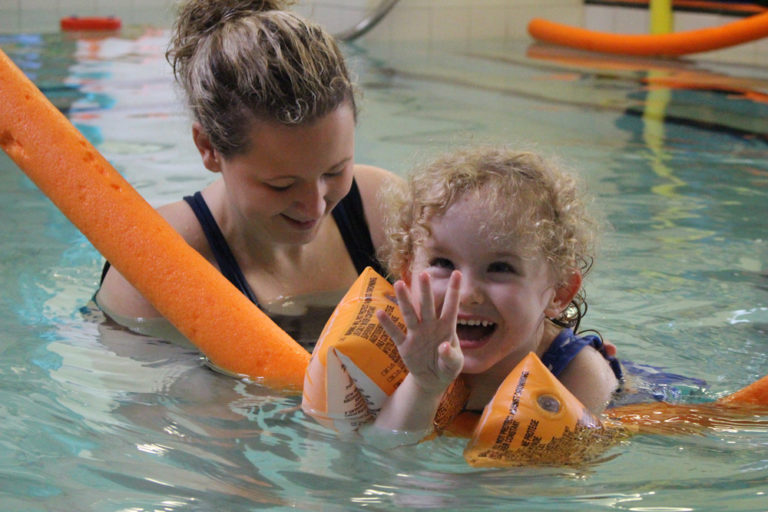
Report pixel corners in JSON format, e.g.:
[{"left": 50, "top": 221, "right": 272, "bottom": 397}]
[{"left": 2, "top": 27, "right": 768, "bottom": 511}]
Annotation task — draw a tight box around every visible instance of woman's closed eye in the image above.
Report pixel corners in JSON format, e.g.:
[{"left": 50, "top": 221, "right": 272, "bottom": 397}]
[
  {"left": 264, "top": 179, "right": 295, "bottom": 191},
  {"left": 324, "top": 169, "right": 345, "bottom": 179}
]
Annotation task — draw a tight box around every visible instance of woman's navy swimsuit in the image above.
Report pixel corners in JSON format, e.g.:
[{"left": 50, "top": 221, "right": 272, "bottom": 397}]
[
  {"left": 97, "top": 179, "right": 384, "bottom": 347},
  {"left": 541, "top": 328, "right": 624, "bottom": 382},
  {"left": 181, "top": 178, "right": 386, "bottom": 307}
]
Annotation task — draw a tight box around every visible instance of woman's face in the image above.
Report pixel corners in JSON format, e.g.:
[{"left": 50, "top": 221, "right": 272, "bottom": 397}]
[{"left": 217, "top": 103, "right": 356, "bottom": 245}]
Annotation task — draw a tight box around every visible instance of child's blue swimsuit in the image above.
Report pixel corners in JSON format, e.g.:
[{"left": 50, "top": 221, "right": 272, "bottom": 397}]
[{"left": 541, "top": 328, "right": 624, "bottom": 382}]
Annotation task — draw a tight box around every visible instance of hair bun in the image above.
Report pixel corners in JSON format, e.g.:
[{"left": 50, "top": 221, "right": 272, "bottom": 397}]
[
  {"left": 168, "top": 0, "right": 291, "bottom": 80},
  {"left": 177, "top": 0, "right": 290, "bottom": 35}
]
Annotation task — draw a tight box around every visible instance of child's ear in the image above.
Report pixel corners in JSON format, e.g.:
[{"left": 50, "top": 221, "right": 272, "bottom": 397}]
[
  {"left": 545, "top": 270, "right": 582, "bottom": 318},
  {"left": 192, "top": 123, "right": 223, "bottom": 174}
]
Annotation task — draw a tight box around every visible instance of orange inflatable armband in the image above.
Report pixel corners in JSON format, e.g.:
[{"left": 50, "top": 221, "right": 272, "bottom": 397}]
[
  {"left": 301, "top": 267, "right": 408, "bottom": 432},
  {"left": 464, "top": 352, "right": 615, "bottom": 467},
  {"left": 302, "top": 267, "right": 469, "bottom": 433}
]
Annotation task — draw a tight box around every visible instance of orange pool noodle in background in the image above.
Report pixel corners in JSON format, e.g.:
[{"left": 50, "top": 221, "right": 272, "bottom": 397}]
[
  {"left": 528, "top": 11, "right": 768, "bottom": 56},
  {"left": 0, "top": 49, "right": 309, "bottom": 390}
]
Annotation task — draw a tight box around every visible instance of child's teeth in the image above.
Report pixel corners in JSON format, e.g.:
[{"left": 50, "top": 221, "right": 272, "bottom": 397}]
[{"left": 458, "top": 319, "right": 492, "bottom": 327}]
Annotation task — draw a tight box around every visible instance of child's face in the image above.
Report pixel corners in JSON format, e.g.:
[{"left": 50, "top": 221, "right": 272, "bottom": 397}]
[{"left": 409, "top": 194, "right": 563, "bottom": 376}]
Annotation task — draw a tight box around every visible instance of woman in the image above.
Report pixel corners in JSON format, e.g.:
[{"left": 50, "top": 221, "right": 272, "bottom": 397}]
[{"left": 96, "top": 0, "right": 397, "bottom": 346}]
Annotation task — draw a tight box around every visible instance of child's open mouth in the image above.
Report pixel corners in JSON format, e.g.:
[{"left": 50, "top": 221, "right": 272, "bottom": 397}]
[{"left": 456, "top": 318, "right": 496, "bottom": 348}]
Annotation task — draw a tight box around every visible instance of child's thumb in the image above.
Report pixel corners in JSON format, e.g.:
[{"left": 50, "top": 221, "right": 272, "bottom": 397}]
[{"left": 438, "top": 340, "right": 464, "bottom": 378}]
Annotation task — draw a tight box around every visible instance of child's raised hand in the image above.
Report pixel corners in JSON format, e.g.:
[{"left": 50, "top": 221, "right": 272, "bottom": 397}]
[{"left": 376, "top": 271, "right": 464, "bottom": 395}]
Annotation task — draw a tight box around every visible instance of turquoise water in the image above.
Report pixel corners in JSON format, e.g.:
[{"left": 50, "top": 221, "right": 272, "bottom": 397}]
[{"left": 1, "top": 27, "right": 768, "bottom": 511}]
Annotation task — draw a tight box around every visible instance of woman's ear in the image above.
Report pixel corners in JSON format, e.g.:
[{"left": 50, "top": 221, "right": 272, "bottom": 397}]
[
  {"left": 192, "top": 123, "right": 223, "bottom": 173},
  {"left": 545, "top": 270, "right": 582, "bottom": 319}
]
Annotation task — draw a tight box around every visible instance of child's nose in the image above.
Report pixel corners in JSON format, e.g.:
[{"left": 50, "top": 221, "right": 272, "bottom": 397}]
[{"left": 459, "top": 277, "right": 484, "bottom": 305}]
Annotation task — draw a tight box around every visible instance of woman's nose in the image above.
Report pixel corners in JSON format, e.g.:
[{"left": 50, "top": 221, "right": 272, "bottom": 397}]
[{"left": 294, "top": 180, "right": 327, "bottom": 218}]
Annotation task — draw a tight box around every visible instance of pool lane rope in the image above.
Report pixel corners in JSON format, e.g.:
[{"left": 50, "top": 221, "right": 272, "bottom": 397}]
[
  {"left": 0, "top": 48, "right": 309, "bottom": 390},
  {"left": 528, "top": 11, "right": 768, "bottom": 56}
]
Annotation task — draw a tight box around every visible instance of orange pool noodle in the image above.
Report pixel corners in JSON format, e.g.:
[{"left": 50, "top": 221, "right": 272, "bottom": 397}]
[
  {"left": 528, "top": 11, "right": 768, "bottom": 56},
  {"left": 0, "top": 49, "right": 309, "bottom": 390}
]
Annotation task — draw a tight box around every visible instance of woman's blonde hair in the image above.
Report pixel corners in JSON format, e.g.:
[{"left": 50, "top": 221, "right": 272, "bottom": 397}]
[
  {"left": 167, "top": 0, "right": 356, "bottom": 156},
  {"left": 381, "top": 146, "right": 599, "bottom": 327}
]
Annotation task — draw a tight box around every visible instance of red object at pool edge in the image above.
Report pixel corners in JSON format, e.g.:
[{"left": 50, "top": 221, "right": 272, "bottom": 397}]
[{"left": 60, "top": 16, "right": 122, "bottom": 31}]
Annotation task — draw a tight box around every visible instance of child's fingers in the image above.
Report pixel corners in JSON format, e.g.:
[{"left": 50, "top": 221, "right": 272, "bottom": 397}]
[
  {"left": 376, "top": 309, "right": 406, "bottom": 345},
  {"left": 440, "top": 270, "right": 461, "bottom": 322},
  {"left": 438, "top": 340, "right": 464, "bottom": 379},
  {"left": 417, "top": 271, "right": 436, "bottom": 322},
  {"left": 392, "top": 280, "right": 419, "bottom": 328}
]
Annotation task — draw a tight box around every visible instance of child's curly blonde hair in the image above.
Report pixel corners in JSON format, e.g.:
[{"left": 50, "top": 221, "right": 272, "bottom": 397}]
[{"left": 380, "top": 146, "right": 599, "bottom": 328}]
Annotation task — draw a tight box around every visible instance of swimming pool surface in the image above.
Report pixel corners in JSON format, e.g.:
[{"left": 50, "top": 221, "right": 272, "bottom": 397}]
[{"left": 1, "top": 26, "right": 768, "bottom": 511}]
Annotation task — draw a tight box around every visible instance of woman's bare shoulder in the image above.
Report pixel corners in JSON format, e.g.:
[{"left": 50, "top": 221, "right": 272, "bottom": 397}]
[{"left": 353, "top": 164, "right": 401, "bottom": 250}]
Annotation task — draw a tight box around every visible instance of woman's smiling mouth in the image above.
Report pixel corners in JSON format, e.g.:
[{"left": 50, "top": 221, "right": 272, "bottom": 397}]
[{"left": 281, "top": 214, "right": 319, "bottom": 230}]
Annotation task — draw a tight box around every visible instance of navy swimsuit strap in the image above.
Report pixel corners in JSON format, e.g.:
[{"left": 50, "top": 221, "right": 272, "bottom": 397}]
[
  {"left": 331, "top": 179, "right": 387, "bottom": 277},
  {"left": 182, "top": 180, "right": 385, "bottom": 307},
  {"left": 541, "top": 328, "right": 624, "bottom": 382},
  {"left": 183, "top": 192, "right": 260, "bottom": 305}
]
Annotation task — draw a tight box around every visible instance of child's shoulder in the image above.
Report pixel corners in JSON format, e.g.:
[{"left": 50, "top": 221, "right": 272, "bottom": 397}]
[{"left": 554, "top": 330, "right": 621, "bottom": 413}]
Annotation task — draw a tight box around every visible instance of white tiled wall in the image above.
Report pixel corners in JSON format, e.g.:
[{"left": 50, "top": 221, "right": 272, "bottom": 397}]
[
  {"left": 0, "top": 0, "right": 581, "bottom": 40},
  {"left": 1, "top": 0, "right": 766, "bottom": 64},
  {"left": 297, "top": 0, "right": 583, "bottom": 42}
]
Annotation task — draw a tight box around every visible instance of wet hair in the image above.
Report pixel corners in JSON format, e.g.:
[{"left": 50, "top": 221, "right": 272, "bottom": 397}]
[
  {"left": 381, "top": 146, "right": 599, "bottom": 329},
  {"left": 167, "top": 0, "right": 356, "bottom": 157}
]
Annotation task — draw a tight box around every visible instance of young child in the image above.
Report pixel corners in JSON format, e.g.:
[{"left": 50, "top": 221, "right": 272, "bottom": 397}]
[{"left": 372, "top": 146, "right": 622, "bottom": 436}]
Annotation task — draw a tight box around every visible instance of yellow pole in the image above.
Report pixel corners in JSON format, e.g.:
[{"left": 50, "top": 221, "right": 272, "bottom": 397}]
[{"left": 650, "top": 0, "right": 674, "bottom": 34}]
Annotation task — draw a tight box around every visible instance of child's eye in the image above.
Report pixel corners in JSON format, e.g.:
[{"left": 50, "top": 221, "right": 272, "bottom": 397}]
[
  {"left": 488, "top": 261, "right": 516, "bottom": 274},
  {"left": 429, "top": 258, "right": 454, "bottom": 270}
]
